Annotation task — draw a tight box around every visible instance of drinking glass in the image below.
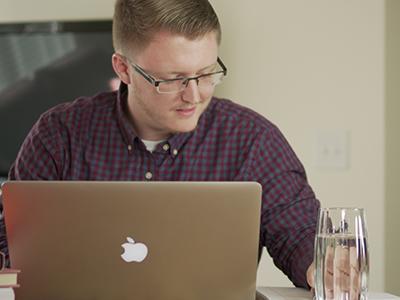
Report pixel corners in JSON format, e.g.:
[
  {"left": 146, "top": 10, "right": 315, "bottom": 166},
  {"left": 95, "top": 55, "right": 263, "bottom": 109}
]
[{"left": 314, "top": 208, "right": 369, "bottom": 300}]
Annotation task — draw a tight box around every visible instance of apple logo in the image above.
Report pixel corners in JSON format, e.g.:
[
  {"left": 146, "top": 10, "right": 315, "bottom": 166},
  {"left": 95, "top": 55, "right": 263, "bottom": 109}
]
[{"left": 121, "top": 237, "right": 148, "bottom": 263}]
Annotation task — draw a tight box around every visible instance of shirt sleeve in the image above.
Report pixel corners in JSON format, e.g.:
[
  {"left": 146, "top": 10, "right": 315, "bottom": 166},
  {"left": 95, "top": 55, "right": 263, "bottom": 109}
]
[
  {"left": 0, "top": 110, "right": 65, "bottom": 265},
  {"left": 0, "top": 204, "right": 9, "bottom": 267},
  {"left": 252, "top": 125, "right": 320, "bottom": 288},
  {"left": 8, "top": 111, "right": 66, "bottom": 180},
  {"left": 1, "top": 112, "right": 66, "bottom": 265}
]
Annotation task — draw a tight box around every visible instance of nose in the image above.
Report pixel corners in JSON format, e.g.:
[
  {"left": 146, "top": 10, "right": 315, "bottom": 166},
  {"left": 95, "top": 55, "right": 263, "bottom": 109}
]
[{"left": 181, "top": 78, "right": 201, "bottom": 104}]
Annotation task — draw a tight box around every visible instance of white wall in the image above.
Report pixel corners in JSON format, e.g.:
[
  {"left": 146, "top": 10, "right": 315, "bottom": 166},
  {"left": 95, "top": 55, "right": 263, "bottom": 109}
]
[{"left": 0, "top": 0, "right": 388, "bottom": 292}]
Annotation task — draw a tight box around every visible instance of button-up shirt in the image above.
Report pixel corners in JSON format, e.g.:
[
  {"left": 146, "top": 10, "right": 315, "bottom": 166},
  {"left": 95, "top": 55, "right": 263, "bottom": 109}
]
[{"left": 2, "top": 83, "right": 319, "bottom": 287}]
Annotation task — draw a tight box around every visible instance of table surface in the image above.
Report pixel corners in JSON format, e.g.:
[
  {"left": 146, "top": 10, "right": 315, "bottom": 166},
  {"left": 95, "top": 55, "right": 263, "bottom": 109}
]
[{"left": 257, "top": 287, "right": 400, "bottom": 300}]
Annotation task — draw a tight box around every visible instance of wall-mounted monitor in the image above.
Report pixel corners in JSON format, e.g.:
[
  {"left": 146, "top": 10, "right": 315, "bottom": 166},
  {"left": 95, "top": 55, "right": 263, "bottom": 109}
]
[{"left": 0, "top": 20, "right": 116, "bottom": 177}]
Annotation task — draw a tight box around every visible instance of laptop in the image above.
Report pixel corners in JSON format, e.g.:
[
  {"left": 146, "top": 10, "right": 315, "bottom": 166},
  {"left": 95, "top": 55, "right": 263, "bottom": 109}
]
[{"left": 1, "top": 181, "right": 262, "bottom": 300}]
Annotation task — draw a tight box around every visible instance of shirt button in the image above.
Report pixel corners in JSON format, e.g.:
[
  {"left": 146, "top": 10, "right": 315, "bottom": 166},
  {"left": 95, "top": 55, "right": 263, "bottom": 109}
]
[
  {"left": 145, "top": 172, "right": 153, "bottom": 180},
  {"left": 162, "top": 144, "right": 170, "bottom": 151},
  {"left": 172, "top": 149, "right": 178, "bottom": 156},
  {"left": 127, "top": 145, "right": 133, "bottom": 151}
]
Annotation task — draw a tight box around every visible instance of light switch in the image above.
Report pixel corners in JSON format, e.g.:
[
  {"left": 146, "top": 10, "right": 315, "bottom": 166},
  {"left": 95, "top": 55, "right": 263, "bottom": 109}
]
[{"left": 314, "top": 130, "right": 350, "bottom": 170}]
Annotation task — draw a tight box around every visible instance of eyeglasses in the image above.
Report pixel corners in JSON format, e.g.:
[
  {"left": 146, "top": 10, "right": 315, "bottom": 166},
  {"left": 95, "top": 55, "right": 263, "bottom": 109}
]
[{"left": 122, "top": 55, "right": 227, "bottom": 94}]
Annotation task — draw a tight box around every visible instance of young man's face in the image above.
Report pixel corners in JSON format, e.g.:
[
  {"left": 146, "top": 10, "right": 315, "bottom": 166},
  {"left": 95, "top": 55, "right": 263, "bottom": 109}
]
[{"left": 126, "top": 30, "right": 220, "bottom": 141}]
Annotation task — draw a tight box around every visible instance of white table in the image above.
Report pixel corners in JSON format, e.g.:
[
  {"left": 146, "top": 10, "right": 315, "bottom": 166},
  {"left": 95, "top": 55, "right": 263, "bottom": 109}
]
[{"left": 257, "top": 287, "right": 400, "bottom": 300}]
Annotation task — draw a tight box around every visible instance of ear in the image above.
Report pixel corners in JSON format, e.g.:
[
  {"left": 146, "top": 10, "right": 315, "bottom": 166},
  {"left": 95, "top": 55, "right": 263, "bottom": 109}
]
[{"left": 112, "top": 53, "right": 131, "bottom": 85}]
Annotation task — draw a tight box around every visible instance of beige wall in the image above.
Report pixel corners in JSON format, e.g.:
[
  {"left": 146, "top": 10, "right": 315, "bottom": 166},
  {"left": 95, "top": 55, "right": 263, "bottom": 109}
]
[
  {"left": 0, "top": 0, "right": 113, "bottom": 21},
  {"left": 385, "top": 0, "right": 400, "bottom": 295},
  {"left": 0, "top": 0, "right": 391, "bottom": 292},
  {"left": 211, "top": 0, "right": 385, "bottom": 290}
]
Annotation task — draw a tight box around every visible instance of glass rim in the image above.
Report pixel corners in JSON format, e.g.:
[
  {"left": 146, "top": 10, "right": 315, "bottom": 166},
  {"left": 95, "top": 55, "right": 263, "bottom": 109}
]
[{"left": 319, "top": 207, "right": 364, "bottom": 212}]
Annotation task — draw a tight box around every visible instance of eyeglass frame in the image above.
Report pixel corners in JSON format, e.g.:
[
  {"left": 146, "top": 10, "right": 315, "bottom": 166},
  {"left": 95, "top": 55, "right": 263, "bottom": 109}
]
[{"left": 120, "top": 54, "right": 227, "bottom": 94}]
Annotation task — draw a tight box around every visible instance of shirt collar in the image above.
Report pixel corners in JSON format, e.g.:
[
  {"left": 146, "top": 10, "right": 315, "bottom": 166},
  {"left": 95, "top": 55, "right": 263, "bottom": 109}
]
[
  {"left": 167, "top": 99, "right": 216, "bottom": 153},
  {"left": 115, "top": 82, "right": 214, "bottom": 154}
]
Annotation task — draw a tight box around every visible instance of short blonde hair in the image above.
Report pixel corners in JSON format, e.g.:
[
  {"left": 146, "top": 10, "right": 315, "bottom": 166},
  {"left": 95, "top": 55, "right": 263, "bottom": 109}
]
[{"left": 113, "top": 0, "right": 221, "bottom": 55}]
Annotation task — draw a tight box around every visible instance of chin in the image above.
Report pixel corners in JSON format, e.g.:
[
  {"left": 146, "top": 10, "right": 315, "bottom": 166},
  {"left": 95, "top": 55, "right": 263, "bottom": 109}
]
[{"left": 171, "top": 119, "right": 199, "bottom": 134}]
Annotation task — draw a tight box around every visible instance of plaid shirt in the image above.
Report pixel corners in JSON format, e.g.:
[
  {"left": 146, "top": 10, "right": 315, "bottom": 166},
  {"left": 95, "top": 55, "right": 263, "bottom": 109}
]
[{"left": 2, "top": 83, "right": 319, "bottom": 287}]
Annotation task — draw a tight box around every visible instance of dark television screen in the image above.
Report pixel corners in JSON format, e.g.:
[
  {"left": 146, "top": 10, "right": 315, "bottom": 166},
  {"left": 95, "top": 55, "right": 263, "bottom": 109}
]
[{"left": 0, "top": 20, "right": 116, "bottom": 177}]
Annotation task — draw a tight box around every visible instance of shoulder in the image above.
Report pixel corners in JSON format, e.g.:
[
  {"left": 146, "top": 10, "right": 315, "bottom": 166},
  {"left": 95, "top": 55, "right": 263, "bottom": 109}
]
[
  {"left": 203, "top": 97, "right": 279, "bottom": 137},
  {"left": 35, "top": 91, "right": 117, "bottom": 130}
]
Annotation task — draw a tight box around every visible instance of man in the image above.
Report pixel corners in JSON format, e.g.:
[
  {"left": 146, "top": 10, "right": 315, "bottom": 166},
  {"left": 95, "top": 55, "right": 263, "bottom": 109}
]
[{"left": 1, "top": 0, "right": 319, "bottom": 289}]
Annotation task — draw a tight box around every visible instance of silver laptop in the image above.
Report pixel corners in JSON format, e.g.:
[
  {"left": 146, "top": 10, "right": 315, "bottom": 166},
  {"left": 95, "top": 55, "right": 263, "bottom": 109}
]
[{"left": 2, "top": 181, "right": 261, "bottom": 300}]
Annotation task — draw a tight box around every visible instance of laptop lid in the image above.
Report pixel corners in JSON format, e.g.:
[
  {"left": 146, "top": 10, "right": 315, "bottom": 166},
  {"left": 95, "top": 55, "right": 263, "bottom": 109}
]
[{"left": 2, "top": 181, "right": 261, "bottom": 300}]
